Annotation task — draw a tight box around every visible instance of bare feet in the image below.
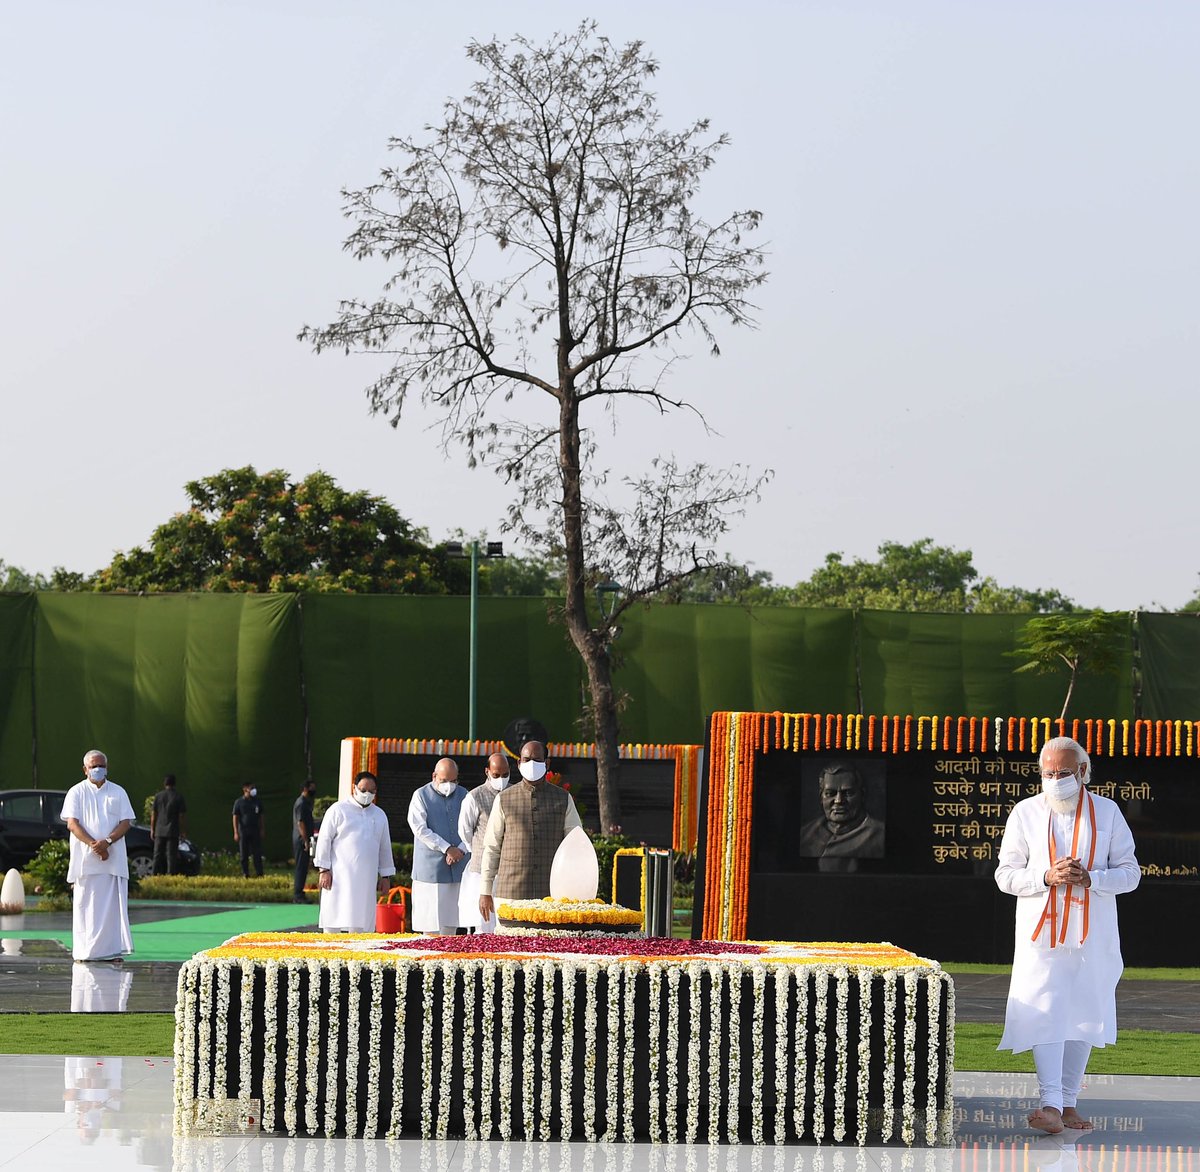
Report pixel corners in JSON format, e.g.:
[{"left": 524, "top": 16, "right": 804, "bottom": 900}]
[
  {"left": 1061, "top": 1108, "right": 1094, "bottom": 1130},
  {"left": 1028, "top": 1107, "right": 1065, "bottom": 1134}
]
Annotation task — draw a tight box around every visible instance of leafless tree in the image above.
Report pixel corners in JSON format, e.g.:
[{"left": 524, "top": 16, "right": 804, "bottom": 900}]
[{"left": 301, "top": 23, "right": 768, "bottom": 831}]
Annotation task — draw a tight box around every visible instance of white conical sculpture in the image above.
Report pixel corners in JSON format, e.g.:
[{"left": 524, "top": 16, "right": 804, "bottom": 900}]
[
  {"left": 549, "top": 826, "right": 600, "bottom": 901},
  {"left": 0, "top": 868, "right": 25, "bottom": 913}
]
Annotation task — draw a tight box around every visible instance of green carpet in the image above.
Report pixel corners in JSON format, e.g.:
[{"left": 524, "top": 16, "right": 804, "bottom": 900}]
[{"left": 0, "top": 904, "right": 320, "bottom": 962}]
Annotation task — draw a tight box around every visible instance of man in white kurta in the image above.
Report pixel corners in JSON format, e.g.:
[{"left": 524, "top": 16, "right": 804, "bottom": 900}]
[
  {"left": 457, "top": 753, "right": 510, "bottom": 932},
  {"left": 408, "top": 757, "right": 470, "bottom": 934},
  {"left": 995, "top": 736, "right": 1140, "bottom": 1135},
  {"left": 62, "top": 750, "right": 136, "bottom": 962},
  {"left": 314, "top": 771, "right": 395, "bottom": 932}
]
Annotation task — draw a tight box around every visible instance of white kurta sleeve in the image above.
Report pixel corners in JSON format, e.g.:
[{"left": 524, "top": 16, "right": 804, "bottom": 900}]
[
  {"left": 994, "top": 806, "right": 1049, "bottom": 898},
  {"left": 458, "top": 792, "right": 480, "bottom": 847},
  {"left": 313, "top": 806, "right": 339, "bottom": 870},
  {"left": 478, "top": 799, "right": 506, "bottom": 896},
  {"left": 408, "top": 790, "right": 453, "bottom": 855},
  {"left": 1090, "top": 806, "right": 1140, "bottom": 896},
  {"left": 377, "top": 811, "right": 396, "bottom": 878}
]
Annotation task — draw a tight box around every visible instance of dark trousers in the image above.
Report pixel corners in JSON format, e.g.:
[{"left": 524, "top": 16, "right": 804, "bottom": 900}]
[
  {"left": 239, "top": 835, "right": 264, "bottom": 878},
  {"left": 293, "top": 836, "right": 312, "bottom": 898},
  {"left": 153, "top": 836, "right": 179, "bottom": 875}
]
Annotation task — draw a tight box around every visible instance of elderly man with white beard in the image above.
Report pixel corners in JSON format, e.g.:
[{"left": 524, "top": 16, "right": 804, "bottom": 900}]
[{"left": 995, "top": 735, "right": 1140, "bottom": 1135}]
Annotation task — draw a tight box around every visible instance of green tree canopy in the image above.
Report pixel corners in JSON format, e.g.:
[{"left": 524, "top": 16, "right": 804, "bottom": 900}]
[
  {"left": 784, "top": 539, "right": 1076, "bottom": 613},
  {"left": 90, "top": 467, "right": 470, "bottom": 594}
]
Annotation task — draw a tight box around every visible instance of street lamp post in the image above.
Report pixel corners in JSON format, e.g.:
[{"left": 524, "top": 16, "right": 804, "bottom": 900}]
[{"left": 446, "top": 540, "right": 504, "bottom": 740}]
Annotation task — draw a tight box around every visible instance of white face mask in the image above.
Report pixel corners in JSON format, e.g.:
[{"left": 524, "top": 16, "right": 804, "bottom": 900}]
[
  {"left": 249, "top": 788, "right": 257, "bottom": 798},
  {"left": 434, "top": 781, "right": 458, "bottom": 797},
  {"left": 86, "top": 766, "right": 107, "bottom": 782},
  {"left": 518, "top": 760, "right": 547, "bottom": 782},
  {"left": 487, "top": 775, "right": 509, "bottom": 791},
  {"left": 1042, "top": 773, "right": 1081, "bottom": 804},
  {"left": 353, "top": 788, "right": 375, "bottom": 806}
]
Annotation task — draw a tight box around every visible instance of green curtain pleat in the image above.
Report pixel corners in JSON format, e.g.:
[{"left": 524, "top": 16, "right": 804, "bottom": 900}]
[
  {"left": 0, "top": 595, "right": 35, "bottom": 784},
  {"left": 1139, "top": 614, "right": 1200, "bottom": 718}
]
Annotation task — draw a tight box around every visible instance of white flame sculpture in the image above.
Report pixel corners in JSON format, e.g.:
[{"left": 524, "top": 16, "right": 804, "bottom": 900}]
[{"left": 548, "top": 826, "right": 600, "bottom": 901}]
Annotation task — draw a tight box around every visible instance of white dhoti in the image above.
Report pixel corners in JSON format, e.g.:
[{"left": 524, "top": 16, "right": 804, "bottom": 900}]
[
  {"left": 71, "top": 875, "right": 132, "bottom": 961},
  {"left": 457, "top": 869, "right": 497, "bottom": 932},
  {"left": 410, "top": 880, "right": 461, "bottom": 934}
]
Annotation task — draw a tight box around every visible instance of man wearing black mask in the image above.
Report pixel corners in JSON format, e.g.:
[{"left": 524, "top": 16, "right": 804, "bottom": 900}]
[{"left": 293, "top": 780, "right": 318, "bottom": 903}]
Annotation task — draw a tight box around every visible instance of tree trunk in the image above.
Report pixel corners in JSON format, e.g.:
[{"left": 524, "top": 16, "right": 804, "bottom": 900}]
[
  {"left": 1060, "top": 667, "right": 1078, "bottom": 722},
  {"left": 557, "top": 388, "right": 623, "bottom": 833}
]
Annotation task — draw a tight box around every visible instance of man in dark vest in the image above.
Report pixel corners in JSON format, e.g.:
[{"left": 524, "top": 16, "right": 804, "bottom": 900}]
[{"left": 477, "top": 740, "right": 581, "bottom": 923}]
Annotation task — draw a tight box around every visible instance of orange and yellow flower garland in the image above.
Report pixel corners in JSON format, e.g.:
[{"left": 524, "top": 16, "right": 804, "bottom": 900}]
[{"left": 703, "top": 710, "right": 1199, "bottom": 941}]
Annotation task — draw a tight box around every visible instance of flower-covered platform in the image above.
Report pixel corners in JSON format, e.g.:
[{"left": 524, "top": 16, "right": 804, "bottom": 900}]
[{"left": 173, "top": 933, "right": 954, "bottom": 1145}]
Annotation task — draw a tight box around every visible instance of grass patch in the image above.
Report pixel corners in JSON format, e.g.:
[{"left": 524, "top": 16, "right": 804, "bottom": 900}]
[
  {"left": 942, "top": 962, "right": 1200, "bottom": 982},
  {"left": 0, "top": 1012, "right": 176, "bottom": 1056},
  {"left": 955, "top": 1024, "right": 1200, "bottom": 1076}
]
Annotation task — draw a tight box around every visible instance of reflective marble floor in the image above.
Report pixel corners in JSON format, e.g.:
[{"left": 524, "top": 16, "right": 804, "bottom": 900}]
[{"left": 0, "top": 1057, "right": 1196, "bottom": 1172}]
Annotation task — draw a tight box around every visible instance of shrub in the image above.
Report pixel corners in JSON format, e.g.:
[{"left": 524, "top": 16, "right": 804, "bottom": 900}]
[
  {"left": 589, "top": 832, "right": 634, "bottom": 897},
  {"left": 136, "top": 874, "right": 293, "bottom": 902},
  {"left": 26, "top": 839, "right": 71, "bottom": 898}
]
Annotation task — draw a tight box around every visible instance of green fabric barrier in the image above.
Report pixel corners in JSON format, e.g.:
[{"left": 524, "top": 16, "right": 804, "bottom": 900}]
[
  {"left": 32, "top": 594, "right": 307, "bottom": 859},
  {"left": 0, "top": 595, "right": 34, "bottom": 784},
  {"left": 299, "top": 595, "right": 584, "bottom": 784},
  {"left": 617, "top": 606, "right": 858, "bottom": 743},
  {"left": 1139, "top": 613, "right": 1200, "bottom": 718},
  {"left": 858, "top": 610, "right": 1135, "bottom": 718}
]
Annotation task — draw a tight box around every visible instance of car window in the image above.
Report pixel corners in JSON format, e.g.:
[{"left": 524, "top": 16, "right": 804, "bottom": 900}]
[
  {"left": 43, "top": 792, "right": 66, "bottom": 823},
  {"left": 0, "top": 794, "right": 42, "bottom": 821}
]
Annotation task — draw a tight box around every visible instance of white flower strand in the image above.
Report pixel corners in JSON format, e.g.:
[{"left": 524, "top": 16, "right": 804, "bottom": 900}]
[
  {"left": 724, "top": 963, "right": 740, "bottom": 1143},
  {"left": 812, "top": 971, "right": 828, "bottom": 1144},
  {"left": 832, "top": 970, "right": 849, "bottom": 1141},
  {"left": 559, "top": 961, "right": 576, "bottom": 1140},
  {"left": 856, "top": 970, "right": 873, "bottom": 1145},
  {"left": 364, "top": 963, "right": 383, "bottom": 1139},
  {"left": 750, "top": 964, "right": 766, "bottom": 1145},
  {"left": 213, "top": 960, "right": 231, "bottom": 1105},
  {"left": 479, "top": 959, "right": 496, "bottom": 1140},
  {"left": 880, "top": 972, "right": 897, "bottom": 1141},
  {"left": 438, "top": 962, "right": 456, "bottom": 1140},
  {"left": 939, "top": 974, "right": 956, "bottom": 1144},
  {"left": 341, "top": 961, "right": 358, "bottom": 1138},
  {"left": 262, "top": 962, "right": 280, "bottom": 1132},
  {"left": 707, "top": 963, "right": 723, "bottom": 1146},
  {"left": 772, "top": 968, "right": 789, "bottom": 1144},
  {"left": 539, "top": 960, "right": 555, "bottom": 1140},
  {"left": 665, "top": 965, "right": 682, "bottom": 1143},
  {"left": 173, "top": 963, "right": 197, "bottom": 1126},
  {"left": 522, "top": 960, "right": 537, "bottom": 1139},
  {"left": 305, "top": 960, "right": 323, "bottom": 1135},
  {"left": 197, "top": 961, "right": 215, "bottom": 1110},
  {"left": 238, "top": 962, "right": 254, "bottom": 1111},
  {"left": 499, "top": 959, "right": 517, "bottom": 1139},
  {"left": 604, "top": 960, "right": 621, "bottom": 1141},
  {"left": 647, "top": 963, "right": 663, "bottom": 1143},
  {"left": 901, "top": 971, "right": 918, "bottom": 1146},
  {"left": 924, "top": 974, "right": 941, "bottom": 1146},
  {"left": 387, "top": 960, "right": 410, "bottom": 1139},
  {"left": 792, "top": 971, "right": 809, "bottom": 1140},
  {"left": 283, "top": 962, "right": 302, "bottom": 1135},
  {"left": 583, "top": 961, "right": 600, "bottom": 1141},
  {"left": 420, "top": 963, "right": 436, "bottom": 1137},
  {"left": 461, "top": 961, "right": 478, "bottom": 1140},
  {"left": 620, "top": 965, "right": 635, "bottom": 1142}
]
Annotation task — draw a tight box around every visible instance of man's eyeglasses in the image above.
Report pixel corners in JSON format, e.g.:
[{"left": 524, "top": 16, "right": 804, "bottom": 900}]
[{"left": 1040, "top": 768, "right": 1078, "bottom": 781}]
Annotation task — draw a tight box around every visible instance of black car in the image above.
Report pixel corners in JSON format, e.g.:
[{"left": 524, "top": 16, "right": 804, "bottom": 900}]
[{"left": 0, "top": 788, "right": 202, "bottom": 879}]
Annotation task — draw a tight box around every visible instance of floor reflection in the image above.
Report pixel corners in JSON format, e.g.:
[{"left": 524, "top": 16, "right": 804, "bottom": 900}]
[
  {"left": 71, "top": 961, "right": 134, "bottom": 1012},
  {"left": 63, "top": 1055, "right": 124, "bottom": 1144}
]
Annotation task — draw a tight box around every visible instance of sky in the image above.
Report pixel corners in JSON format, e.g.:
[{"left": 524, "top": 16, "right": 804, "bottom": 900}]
[{"left": 2, "top": 1, "right": 1197, "bottom": 611}]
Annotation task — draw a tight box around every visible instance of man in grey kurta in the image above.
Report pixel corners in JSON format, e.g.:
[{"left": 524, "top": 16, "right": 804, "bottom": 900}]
[
  {"left": 477, "top": 740, "right": 582, "bottom": 923},
  {"left": 407, "top": 757, "right": 470, "bottom": 934}
]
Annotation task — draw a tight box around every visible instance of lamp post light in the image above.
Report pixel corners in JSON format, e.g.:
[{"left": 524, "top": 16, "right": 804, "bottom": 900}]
[{"left": 445, "top": 540, "right": 504, "bottom": 740}]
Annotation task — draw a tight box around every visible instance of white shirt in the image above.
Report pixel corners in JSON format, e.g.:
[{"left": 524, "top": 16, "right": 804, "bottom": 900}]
[
  {"left": 313, "top": 799, "right": 396, "bottom": 932},
  {"left": 61, "top": 779, "right": 136, "bottom": 883},
  {"left": 408, "top": 788, "right": 470, "bottom": 856}
]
